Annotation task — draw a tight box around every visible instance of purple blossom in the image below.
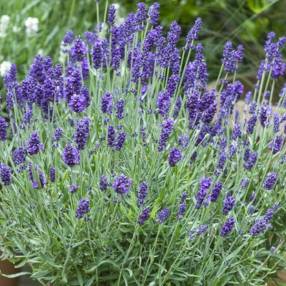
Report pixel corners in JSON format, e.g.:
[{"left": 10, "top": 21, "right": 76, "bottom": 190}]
[
  {"left": 168, "top": 148, "right": 182, "bottom": 167},
  {"left": 177, "top": 201, "right": 187, "bottom": 219},
  {"left": 243, "top": 149, "right": 258, "bottom": 170},
  {"left": 116, "top": 99, "right": 125, "bottom": 119},
  {"left": 12, "top": 147, "right": 26, "bottom": 165},
  {"left": 263, "top": 172, "right": 277, "bottom": 190},
  {"left": 73, "top": 117, "right": 90, "bottom": 150},
  {"left": 39, "top": 171, "right": 47, "bottom": 188},
  {"left": 148, "top": 2, "right": 160, "bottom": 26},
  {"left": 70, "top": 38, "right": 87, "bottom": 62},
  {"left": 107, "top": 5, "right": 116, "bottom": 26},
  {"left": 69, "top": 184, "right": 78, "bottom": 193},
  {"left": 53, "top": 128, "right": 63, "bottom": 142},
  {"left": 112, "top": 174, "right": 132, "bottom": 195},
  {"left": 107, "top": 125, "right": 116, "bottom": 148},
  {"left": 62, "top": 144, "right": 80, "bottom": 167},
  {"left": 156, "top": 208, "right": 170, "bottom": 223},
  {"left": 101, "top": 92, "right": 113, "bottom": 114},
  {"left": 27, "top": 132, "right": 43, "bottom": 155},
  {"left": 269, "top": 135, "right": 284, "bottom": 154},
  {"left": 222, "top": 41, "right": 244, "bottom": 73},
  {"left": 158, "top": 118, "right": 174, "bottom": 152},
  {"left": 210, "top": 181, "right": 222, "bottom": 202},
  {"left": 222, "top": 193, "right": 235, "bottom": 215},
  {"left": 0, "top": 164, "right": 12, "bottom": 185},
  {"left": 76, "top": 198, "right": 90, "bottom": 219},
  {"left": 137, "top": 182, "right": 148, "bottom": 206},
  {"left": 220, "top": 217, "right": 235, "bottom": 237},
  {"left": 99, "top": 175, "right": 109, "bottom": 191},
  {"left": 115, "top": 131, "right": 126, "bottom": 151},
  {"left": 138, "top": 207, "right": 150, "bottom": 225},
  {"left": 186, "top": 17, "right": 202, "bottom": 47},
  {"left": 246, "top": 115, "right": 257, "bottom": 134},
  {"left": 49, "top": 167, "right": 56, "bottom": 182},
  {"left": 195, "top": 177, "right": 212, "bottom": 209},
  {"left": 0, "top": 117, "right": 8, "bottom": 141},
  {"left": 178, "top": 134, "right": 189, "bottom": 148},
  {"left": 63, "top": 31, "right": 74, "bottom": 45},
  {"left": 68, "top": 87, "right": 90, "bottom": 113}
]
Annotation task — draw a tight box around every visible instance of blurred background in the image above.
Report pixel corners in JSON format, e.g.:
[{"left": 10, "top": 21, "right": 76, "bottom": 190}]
[{"left": 0, "top": 0, "right": 285, "bottom": 86}]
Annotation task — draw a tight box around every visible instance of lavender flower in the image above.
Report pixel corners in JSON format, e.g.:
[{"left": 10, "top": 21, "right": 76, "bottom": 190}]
[
  {"left": 76, "top": 198, "right": 90, "bottom": 219},
  {"left": 168, "top": 148, "right": 182, "bottom": 167},
  {"left": 63, "top": 31, "right": 74, "bottom": 45},
  {"left": 107, "top": 125, "right": 116, "bottom": 148},
  {"left": 186, "top": 17, "right": 202, "bottom": 47},
  {"left": 220, "top": 217, "right": 235, "bottom": 237},
  {"left": 99, "top": 175, "right": 108, "bottom": 191},
  {"left": 62, "top": 144, "right": 80, "bottom": 167},
  {"left": 27, "top": 132, "right": 43, "bottom": 155},
  {"left": 156, "top": 208, "right": 170, "bottom": 223},
  {"left": 0, "top": 164, "right": 12, "bottom": 185},
  {"left": 116, "top": 99, "right": 125, "bottom": 119},
  {"left": 195, "top": 177, "right": 212, "bottom": 208},
  {"left": 249, "top": 218, "right": 269, "bottom": 236},
  {"left": 263, "top": 172, "right": 277, "bottom": 190},
  {"left": 138, "top": 207, "right": 150, "bottom": 225},
  {"left": 74, "top": 117, "right": 90, "bottom": 150},
  {"left": 222, "top": 193, "right": 235, "bottom": 215},
  {"left": 39, "top": 171, "right": 47, "bottom": 188},
  {"left": 115, "top": 131, "right": 126, "bottom": 151},
  {"left": 69, "top": 184, "right": 78, "bottom": 193},
  {"left": 137, "top": 182, "right": 148, "bottom": 206},
  {"left": 0, "top": 117, "right": 8, "bottom": 141},
  {"left": 243, "top": 149, "right": 258, "bottom": 170},
  {"left": 269, "top": 136, "right": 284, "bottom": 154},
  {"left": 112, "top": 174, "right": 132, "bottom": 195},
  {"left": 70, "top": 38, "right": 87, "bottom": 62},
  {"left": 49, "top": 167, "right": 56, "bottom": 182},
  {"left": 148, "top": 2, "right": 160, "bottom": 26},
  {"left": 177, "top": 201, "right": 187, "bottom": 219},
  {"left": 107, "top": 5, "right": 116, "bottom": 26},
  {"left": 12, "top": 147, "right": 26, "bottom": 165},
  {"left": 210, "top": 181, "right": 222, "bottom": 202},
  {"left": 53, "top": 128, "right": 63, "bottom": 142},
  {"left": 101, "top": 92, "right": 113, "bottom": 114},
  {"left": 68, "top": 88, "right": 90, "bottom": 113},
  {"left": 158, "top": 118, "right": 174, "bottom": 152}
]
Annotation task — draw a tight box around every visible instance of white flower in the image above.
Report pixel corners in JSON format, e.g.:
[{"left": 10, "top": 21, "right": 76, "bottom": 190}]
[
  {"left": 24, "top": 17, "right": 39, "bottom": 36},
  {"left": 0, "top": 61, "right": 12, "bottom": 77},
  {"left": 0, "top": 15, "right": 10, "bottom": 38}
]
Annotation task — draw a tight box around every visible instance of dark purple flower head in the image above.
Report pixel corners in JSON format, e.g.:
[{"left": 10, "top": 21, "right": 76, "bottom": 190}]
[
  {"left": 263, "top": 172, "right": 277, "bottom": 190},
  {"left": 76, "top": 198, "right": 90, "bottom": 219},
  {"left": 116, "top": 99, "right": 125, "bottom": 119},
  {"left": 222, "top": 41, "right": 244, "bottom": 73},
  {"left": 107, "top": 5, "right": 116, "bottom": 26},
  {"left": 157, "top": 91, "right": 171, "bottom": 116},
  {"left": 49, "top": 167, "right": 56, "bottom": 182},
  {"left": 115, "top": 131, "right": 126, "bottom": 151},
  {"left": 0, "top": 164, "right": 12, "bottom": 185},
  {"left": 137, "top": 182, "right": 148, "bottom": 206},
  {"left": 168, "top": 147, "right": 182, "bottom": 167},
  {"left": 99, "top": 175, "right": 108, "bottom": 191},
  {"left": 158, "top": 118, "right": 174, "bottom": 152},
  {"left": 243, "top": 149, "right": 258, "bottom": 170},
  {"left": 167, "top": 21, "right": 181, "bottom": 47},
  {"left": 148, "top": 2, "right": 160, "bottom": 26},
  {"left": 39, "top": 170, "right": 47, "bottom": 188},
  {"left": 68, "top": 87, "right": 90, "bottom": 113},
  {"left": 136, "top": 2, "right": 148, "bottom": 24},
  {"left": 62, "top": 144, "right": 80, "bottom": 167},
  {"left": 177, "top": 201, "right": 187, "bottom": 219},
  {"left": 0, "top": 117, "right": 8, "bottom": 141},
  {"left": 53, "top": 128, "right": 63, "bottom": 142},
  {"left": 107, "top": 125, "right": 116, "bottom": 148},
  {"left": 12, "top": 147, "right": 26, "bottom": 165},
  {"left": 264, "top": 204, "right": 279, "bottom": 223},
  {"left": 74, "top": 117, "right": 90, "bottom": 150},
  {"left": 178, "top": 134, "right": 189, "bottom": 148},
  {"left": 27, "top": 132, "right": 43, "bottom": 155},
  {"left": 186, "top": 17, "right": 202, "bottom": 47},
  {"left": 249, "top": 218, "right": 269, "bottom": 236},
  {"left": 69, "top": 184, "right": 79, "bottom": 193},
  {"left": 70, "top": 38, "right": 87, "bottom": 62},
  {"left": 156, "top": 208, "right": 170, "bottom": 223},
  {"left": 273, "top": 113, "right": 280, "bottom": 133},
  {"left": 195, "top": 177, "right": 212, "bottom": 209},
  {"left": 210, "top": 181, "right": 222, "bottom": 202},
  {"left": 246, "top": 115, "right": 257, "bottom": 134},
  {"left": 63, "top": 31, "right": 74, "bottom": 45},
  {"left": 259, "top": 104, "right": 271, "bottom": 128},
  {"left": 138, "top": 207, "right": 150, "bottom": 225},
  {"left": 222, "top": 193, "right": 235, "bottom": 215},
  {"left": 112, "top": 174, "right": 132, "bottom": 195},
  {"left": 269, "top": 135, "right": 284, "bottom": 154},
  {"left": 240, "top": 178, "right": 250, "bottom": 189},
  {"left": 220, "top": 217, "right": 235, "bottom": 237},
  {"left": 101, "top": 92, "right": 113, "bottom": 114},
  {"left": 92, "top": 39, "right": 107, "bottom": 69}
]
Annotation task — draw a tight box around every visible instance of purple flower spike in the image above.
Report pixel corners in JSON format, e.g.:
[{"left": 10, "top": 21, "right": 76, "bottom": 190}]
[
  {"left": 168, "top": 148, "right": 182, "bottom": 167},
  {"left": 263, "top": 172, "right": 277, "bottom": 190},
  {"left": 0, "top": 164, "right": 12, "bottom": 185},
  {"left": 138, "top": 207, "right": 150, "bottom": 225},
  {"left": 137, "top": 182, "right": 148, "bottom": 206},
  {"left": 76, "top": 198, "right": 90, "bottom": 219},
  {"left": 0, "top": 117, "right": 8, "bottom": 141},
  {"left": 27, "top": 132, "right": 44, "bottom": 155},
  {"left": 220, "top": 217, "right": 235, "bottom": 237},
  {"left": 156, "top": 208, "right": 170, "bottom": 223},
  {"left": 62, "top": 144, "right": 80, "bottom": 167},
  {"left": 112, "top": 174, "right": 132, "bottom": 195}
]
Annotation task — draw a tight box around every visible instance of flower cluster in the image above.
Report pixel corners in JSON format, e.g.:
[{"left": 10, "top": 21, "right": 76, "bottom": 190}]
[{"left": 0, "top": 3, "right": 285, "bottom": 285}]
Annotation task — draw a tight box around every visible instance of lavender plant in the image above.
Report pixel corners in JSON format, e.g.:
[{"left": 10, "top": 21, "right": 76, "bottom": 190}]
[{"left": 0, "top": 3, "right": 285, "bottom": 285}]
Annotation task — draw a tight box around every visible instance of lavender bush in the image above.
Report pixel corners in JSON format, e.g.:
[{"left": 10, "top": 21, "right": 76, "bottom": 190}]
[{"left": 0, "top": 3, "right": 285, "bottom": 285}]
